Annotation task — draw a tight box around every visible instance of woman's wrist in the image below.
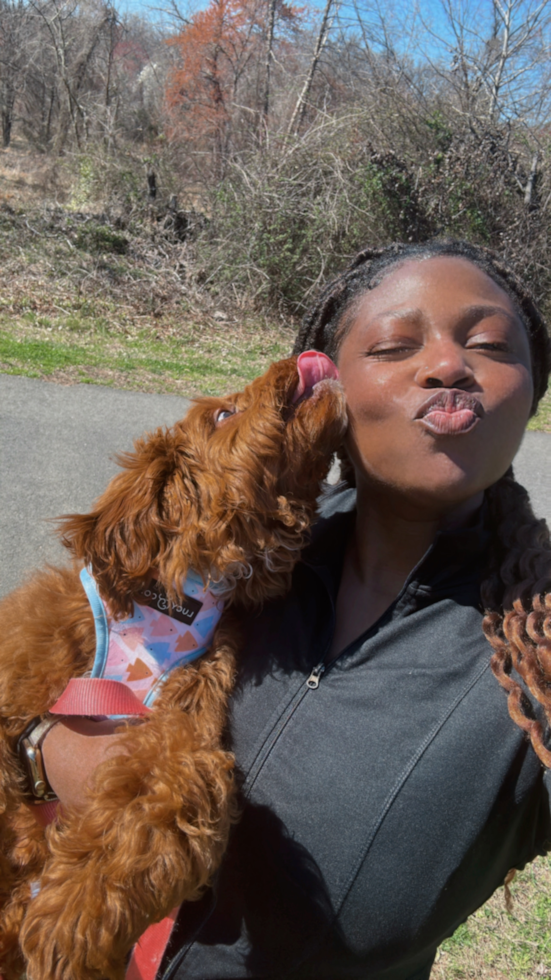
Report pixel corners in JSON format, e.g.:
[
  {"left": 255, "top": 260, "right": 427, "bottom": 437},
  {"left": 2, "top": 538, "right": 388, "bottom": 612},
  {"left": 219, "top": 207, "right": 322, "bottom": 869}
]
[{"left": 41, "top": 718, "right": 121, "bottom": 809}]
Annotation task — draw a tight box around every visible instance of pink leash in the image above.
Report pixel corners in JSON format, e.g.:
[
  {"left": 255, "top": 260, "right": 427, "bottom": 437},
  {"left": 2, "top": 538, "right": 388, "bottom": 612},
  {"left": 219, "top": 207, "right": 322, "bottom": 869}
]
[{"left": 31, "top": 678, "right": 179, "bottom": 980}]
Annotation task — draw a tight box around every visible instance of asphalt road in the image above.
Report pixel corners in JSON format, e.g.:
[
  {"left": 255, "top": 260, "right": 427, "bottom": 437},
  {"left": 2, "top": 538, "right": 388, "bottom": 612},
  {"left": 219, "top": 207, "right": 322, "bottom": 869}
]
[
  {"left": 1, "top": 373, "right": 551, "bottom": 597},
  {"left": 1, "top": 374, "right": 191, "bottom": 596}
]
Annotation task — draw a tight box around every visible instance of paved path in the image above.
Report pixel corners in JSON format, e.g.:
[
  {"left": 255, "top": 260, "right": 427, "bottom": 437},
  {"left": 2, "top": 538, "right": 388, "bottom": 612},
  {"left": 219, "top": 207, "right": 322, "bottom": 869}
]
[
  {"left": 1, "top": 374, "right": 551, "bottom": 597},
  {"left": 514, "top": 431, "right": 551, "bottom": 525},
  {"left": 1, "top": 375, "right": 190, "bottom": 596}
]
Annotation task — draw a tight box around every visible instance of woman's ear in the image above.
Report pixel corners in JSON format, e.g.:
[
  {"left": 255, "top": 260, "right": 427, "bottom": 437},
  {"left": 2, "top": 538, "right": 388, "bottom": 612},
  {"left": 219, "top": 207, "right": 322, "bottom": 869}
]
[{"left": 57, "top": 429, "right": 182, "bottom": 615}]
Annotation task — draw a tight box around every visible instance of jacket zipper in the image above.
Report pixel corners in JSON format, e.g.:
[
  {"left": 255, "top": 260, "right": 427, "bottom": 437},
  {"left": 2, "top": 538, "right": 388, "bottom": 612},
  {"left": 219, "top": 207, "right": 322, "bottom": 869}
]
[
  {"left": 163, "top": 567, "right": 336, "bottom": 973},
  {"left": 304, "top": 553, "right": 426, "bottom": 692},
  {"left": 306, "top": 661, "right": 326, "bottom": 689}
]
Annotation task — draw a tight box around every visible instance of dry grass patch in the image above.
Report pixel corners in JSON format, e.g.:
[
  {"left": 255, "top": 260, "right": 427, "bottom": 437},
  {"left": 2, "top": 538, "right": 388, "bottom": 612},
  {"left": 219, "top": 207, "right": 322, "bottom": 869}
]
[
  {"left": 431, "top": 855, "right": 551, "bottom": 980},
  {"left": 0, "top": 140, "right": 69, "bottom": 208}
]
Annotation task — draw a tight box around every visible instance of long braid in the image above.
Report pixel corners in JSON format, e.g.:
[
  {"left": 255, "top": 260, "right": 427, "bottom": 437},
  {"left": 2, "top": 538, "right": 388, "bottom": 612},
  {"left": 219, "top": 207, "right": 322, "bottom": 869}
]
[
  {"left": 483, "top": 473, "right": 551, "bottom": 765},
  {"left": 295, "top": 238, "right": 551, "bottom": 765}
]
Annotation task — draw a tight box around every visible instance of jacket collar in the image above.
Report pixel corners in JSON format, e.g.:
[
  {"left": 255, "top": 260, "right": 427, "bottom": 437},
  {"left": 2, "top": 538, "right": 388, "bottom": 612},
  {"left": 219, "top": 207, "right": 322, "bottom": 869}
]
[{"left": 302, "top": 487, "right": 491, "bottom": 604}]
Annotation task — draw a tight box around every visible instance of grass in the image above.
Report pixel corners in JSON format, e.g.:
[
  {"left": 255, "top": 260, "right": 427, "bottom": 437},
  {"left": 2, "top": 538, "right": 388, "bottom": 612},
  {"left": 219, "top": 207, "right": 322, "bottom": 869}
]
[
  {"left": 529, "top": 390, "right": 551, "bottom": 432},
  {"left": 0, "top": 315, "right": 291, "bottom": 396},
  {"left": 0, "top": 201, "right": 293, "bottom": 396},
  {"left": 431, "top": 855, "right": 551, "bottom": 979}
]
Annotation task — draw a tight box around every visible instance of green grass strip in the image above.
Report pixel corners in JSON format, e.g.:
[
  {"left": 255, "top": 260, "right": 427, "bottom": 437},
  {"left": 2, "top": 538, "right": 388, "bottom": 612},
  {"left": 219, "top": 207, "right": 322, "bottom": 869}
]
[{"left": 0, "top": 328, "right": 289, "bottom": 394}]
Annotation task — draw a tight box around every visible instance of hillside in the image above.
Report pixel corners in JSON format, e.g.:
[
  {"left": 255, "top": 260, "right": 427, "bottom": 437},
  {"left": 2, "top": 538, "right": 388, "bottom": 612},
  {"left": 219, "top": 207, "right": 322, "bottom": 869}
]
[{"left": 0, "top": 141, "right": 293, "bottom": 395}]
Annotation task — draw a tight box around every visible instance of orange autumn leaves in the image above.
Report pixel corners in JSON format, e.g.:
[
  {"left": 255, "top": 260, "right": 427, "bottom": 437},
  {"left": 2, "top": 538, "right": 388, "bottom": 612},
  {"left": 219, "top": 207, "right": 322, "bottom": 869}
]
[{"left": 165, "top": 0, "right": 299, "bottom": 168}]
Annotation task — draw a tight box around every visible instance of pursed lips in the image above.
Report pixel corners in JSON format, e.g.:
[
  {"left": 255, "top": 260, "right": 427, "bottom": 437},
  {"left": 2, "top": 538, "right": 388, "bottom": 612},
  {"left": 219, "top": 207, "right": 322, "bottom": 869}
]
[{"left": 414, "top": 389, "right": 485, "bottom": 435}]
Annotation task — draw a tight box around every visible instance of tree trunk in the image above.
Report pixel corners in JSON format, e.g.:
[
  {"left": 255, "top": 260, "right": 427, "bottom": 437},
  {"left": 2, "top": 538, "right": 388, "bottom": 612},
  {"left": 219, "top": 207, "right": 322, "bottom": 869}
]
[
  {"left": 261, "top": 0, "right": 277, "bottom": 131},
  {"left": 1, "top": 78, "right": 14, "bottom": 147},
  {"left": 287, "top": 0, "right": 337, "bottom": 136},
  {"left": 524, "top": 151, "right": 539, "bottom": 209},
  {"left": 2, "top": 110, "right": 11, "bottom": 147}
]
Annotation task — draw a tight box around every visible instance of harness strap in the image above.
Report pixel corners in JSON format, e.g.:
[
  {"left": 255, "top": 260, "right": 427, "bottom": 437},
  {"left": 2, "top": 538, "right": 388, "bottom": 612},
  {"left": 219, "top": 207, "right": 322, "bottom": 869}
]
[
  {"left": 50, "top": 678, "right": 152, "bottom": 717},
  {"left": 31, "top": 800, "right": 60, "bottom": 827},
  {"left": 79, "top": 567, "right": 109, "bottom": 671}
]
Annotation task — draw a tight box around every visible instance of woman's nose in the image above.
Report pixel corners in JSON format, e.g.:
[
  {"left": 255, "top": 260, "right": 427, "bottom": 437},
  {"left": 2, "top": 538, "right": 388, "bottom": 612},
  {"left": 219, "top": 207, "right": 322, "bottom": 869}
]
[{"left": 414, "top": 341, "right": 475, "bottom": 389}]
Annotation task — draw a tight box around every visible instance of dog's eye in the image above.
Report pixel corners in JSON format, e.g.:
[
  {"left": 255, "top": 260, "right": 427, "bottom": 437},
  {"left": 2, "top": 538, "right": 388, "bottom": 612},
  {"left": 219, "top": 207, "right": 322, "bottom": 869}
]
[{"left": 215, "top": 407, "right": 237, "bottom": 425}]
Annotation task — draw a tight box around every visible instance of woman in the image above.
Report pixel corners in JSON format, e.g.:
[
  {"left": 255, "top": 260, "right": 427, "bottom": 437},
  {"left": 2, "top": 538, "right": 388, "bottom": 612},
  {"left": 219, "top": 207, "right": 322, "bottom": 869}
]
[{"left": 44, "top": 239, "right": 551, "bottom": 980}]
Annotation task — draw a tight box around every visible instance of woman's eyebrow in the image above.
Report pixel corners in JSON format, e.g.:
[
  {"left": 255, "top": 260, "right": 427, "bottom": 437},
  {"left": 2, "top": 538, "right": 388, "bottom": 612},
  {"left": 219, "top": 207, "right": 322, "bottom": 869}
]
[
  {"left": 368, "top": 304, "right": 520, "bottom": 326},
  {"left": 458, "top": 304, "right": 521, "bottom": 327},
  {"left": 367, "top": 307, "right": 423, "bottom": 323}
]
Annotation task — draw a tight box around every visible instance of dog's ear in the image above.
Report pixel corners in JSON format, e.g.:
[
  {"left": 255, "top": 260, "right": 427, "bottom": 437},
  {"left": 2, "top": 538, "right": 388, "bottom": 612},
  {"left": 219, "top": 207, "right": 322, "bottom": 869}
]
[{"left": 57, "top": 427, "right": 188, "bottom": 615}]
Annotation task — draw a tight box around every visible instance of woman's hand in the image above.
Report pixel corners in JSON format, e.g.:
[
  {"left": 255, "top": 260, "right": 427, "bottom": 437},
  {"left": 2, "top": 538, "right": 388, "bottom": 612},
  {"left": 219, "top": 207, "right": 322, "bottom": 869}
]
[{"left": 41, "top": 718, "right": 123, "bottom": 809}]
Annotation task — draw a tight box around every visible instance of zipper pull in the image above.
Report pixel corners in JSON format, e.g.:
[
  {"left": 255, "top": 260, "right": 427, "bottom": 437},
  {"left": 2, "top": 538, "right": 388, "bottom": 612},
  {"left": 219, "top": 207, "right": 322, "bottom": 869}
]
[{"left": 306, "top": 662, "right": 326, "bottom": 689}]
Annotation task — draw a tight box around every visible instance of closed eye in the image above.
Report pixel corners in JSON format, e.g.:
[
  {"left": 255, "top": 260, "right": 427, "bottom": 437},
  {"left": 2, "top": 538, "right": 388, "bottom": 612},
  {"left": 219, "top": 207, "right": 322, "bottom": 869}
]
[
  {"left": 466, "top": 340, "right": 515, "bottom": 357},
  {"left": 365, "top": 344, "right": 418, "bottom": 357},
  {"left": 470, "top": 342, "right": 511, "bottom": 352}
]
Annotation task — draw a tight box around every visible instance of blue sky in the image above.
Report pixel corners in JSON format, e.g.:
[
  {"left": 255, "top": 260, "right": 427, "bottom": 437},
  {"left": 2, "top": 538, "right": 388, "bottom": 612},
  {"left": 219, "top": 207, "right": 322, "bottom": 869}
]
[{"left": 113, "top": 0, "right": 497, "bottom": 65}]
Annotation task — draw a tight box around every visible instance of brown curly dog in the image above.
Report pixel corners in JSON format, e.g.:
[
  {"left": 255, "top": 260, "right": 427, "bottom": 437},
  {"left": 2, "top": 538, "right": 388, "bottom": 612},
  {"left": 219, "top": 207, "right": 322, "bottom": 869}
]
[{"left": 0, "top": 353, "right": 347, "bottom": 980}]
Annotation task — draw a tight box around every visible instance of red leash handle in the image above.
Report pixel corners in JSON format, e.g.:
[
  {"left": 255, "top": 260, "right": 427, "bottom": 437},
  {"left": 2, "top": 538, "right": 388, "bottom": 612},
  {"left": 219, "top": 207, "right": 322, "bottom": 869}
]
[
  {"left": 50, "top": 677, "right": 152, "bottom": 717},
  {"left": 30, "top": 678, "right": 149, "bottom": 827}
]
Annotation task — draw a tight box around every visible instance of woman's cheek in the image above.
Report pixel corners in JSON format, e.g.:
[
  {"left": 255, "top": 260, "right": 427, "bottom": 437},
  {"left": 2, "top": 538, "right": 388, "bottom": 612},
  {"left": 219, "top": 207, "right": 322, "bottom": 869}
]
[
  {"left": 344, "top": 410, "right": 407, "bottom": 476},
  {"left": 484, "top": 365, "right": 533, "bottom": 428}
]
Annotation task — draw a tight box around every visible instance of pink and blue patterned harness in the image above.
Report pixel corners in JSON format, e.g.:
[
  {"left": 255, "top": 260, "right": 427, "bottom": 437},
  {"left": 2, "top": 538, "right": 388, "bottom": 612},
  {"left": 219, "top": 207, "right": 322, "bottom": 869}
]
[{"left": 80, "top": 567, "right": 225, "bottom": 707}]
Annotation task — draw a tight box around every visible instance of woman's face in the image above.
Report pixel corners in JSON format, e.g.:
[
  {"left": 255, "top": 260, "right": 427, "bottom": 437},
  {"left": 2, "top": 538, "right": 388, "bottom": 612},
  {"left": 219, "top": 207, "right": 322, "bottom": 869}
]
[{"left": 336, "top": 256, "right": 534, "bottom": 518}]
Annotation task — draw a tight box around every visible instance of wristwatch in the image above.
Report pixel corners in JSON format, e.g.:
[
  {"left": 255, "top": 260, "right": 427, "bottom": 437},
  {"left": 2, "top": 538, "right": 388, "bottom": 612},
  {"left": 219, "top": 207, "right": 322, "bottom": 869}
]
[{"left": 17, "top": 715, "right": 61, "bottom": 803}]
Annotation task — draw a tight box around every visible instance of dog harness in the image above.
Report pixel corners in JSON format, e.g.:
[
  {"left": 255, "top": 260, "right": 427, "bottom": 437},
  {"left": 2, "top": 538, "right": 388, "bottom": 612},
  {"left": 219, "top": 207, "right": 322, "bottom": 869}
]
[
  {"left": 49, "top": 568, "right": 226, "bottom": 718},
  {"left": 82, "top": 567, "right": 224, "bottom": 707}
]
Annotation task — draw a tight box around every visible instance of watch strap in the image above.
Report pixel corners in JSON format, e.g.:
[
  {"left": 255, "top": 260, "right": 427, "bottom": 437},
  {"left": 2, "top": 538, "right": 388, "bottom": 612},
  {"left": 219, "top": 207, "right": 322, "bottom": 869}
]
[{"left": 18, "top": 714, "right": 61, "bottom": 803}]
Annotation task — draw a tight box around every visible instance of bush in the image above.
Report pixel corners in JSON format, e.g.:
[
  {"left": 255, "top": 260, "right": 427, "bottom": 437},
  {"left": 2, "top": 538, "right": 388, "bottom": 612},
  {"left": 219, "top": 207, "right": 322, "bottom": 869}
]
[
  {"left": 194, "top": 111, "right": 551, "bottom": 320},
  {"left": 76, "top": 223, "right": 129, "bottom": 255},
  {"left": 195, "top": 118, "right": 430, "bottom": 313}
]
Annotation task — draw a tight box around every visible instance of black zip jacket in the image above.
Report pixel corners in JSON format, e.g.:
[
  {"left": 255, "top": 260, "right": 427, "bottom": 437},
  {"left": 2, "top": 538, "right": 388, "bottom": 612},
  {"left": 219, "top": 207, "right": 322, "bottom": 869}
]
[{"left": 162, "top": 489, "right": 551, "bottom": 980}]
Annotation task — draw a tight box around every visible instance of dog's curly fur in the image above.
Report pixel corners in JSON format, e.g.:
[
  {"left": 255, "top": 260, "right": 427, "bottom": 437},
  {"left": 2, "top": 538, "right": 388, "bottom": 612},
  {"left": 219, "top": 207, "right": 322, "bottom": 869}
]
[{"left": 0, "top": 355, "right": 347, "bottom": 980}]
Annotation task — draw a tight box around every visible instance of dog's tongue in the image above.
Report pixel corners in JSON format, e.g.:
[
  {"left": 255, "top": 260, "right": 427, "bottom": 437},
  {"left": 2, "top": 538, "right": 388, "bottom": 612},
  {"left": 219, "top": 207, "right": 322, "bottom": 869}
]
[{"left": 293, "top": 351, "right": 339, "bottom": 402}]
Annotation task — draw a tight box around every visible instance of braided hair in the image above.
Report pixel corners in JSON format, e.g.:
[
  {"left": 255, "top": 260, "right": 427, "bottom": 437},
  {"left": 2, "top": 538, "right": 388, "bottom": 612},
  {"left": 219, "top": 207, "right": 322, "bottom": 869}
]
[{"left": 294, "top": 239, "right": 551, "bottom": 766}]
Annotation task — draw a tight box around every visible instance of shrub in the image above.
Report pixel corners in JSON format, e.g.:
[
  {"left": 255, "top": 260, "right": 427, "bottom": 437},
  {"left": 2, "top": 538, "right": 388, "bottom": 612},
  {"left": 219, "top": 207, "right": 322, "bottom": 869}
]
[
  {"left": 195, "top": 112, "right": 551, "bottom": 319},
  {"left": 76, "top": 223, "right": 129, "bottom": 255}
]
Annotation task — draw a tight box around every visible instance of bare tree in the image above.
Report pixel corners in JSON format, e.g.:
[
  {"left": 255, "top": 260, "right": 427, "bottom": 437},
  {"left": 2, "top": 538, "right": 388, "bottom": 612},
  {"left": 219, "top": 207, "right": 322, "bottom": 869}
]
[
  {"left": 0, "top": 0, "right": 33, "bottom": 147},
  {"left": 420, "top": 0, "right": 551, "bottom": 125},
  {"left": 287, "top": 0, "right": 339, "bottom": 135},
  {"left": 27, "top": 0, "right": 117, "bottom": 152},
  {"left": 261, "top": 0, "right": 277, "bottom": 127}
]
